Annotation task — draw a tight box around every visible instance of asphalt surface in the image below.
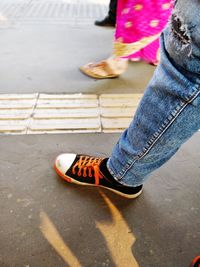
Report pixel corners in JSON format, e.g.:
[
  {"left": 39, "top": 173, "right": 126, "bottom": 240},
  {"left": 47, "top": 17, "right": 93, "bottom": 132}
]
[
  {"left": 0, "top": 1, "right": 200, "bottom": 267},
  {"left": 0, "top": 133, "right": 200, "bottom": 267}
]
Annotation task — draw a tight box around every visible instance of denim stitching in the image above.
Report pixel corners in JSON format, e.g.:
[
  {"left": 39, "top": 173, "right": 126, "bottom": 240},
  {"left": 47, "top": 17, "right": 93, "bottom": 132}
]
[
  {"left": 117, "top": 88, "right": 200, "bottom": 180},
  {"left": 107, "top": 162, "right": 142, "bottom": 186}
]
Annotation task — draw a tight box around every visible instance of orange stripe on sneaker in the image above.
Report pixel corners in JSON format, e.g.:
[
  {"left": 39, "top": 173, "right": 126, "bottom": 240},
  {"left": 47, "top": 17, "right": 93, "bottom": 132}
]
[{"left": 190, "top": 256, "right": 200, "bottom": 267}]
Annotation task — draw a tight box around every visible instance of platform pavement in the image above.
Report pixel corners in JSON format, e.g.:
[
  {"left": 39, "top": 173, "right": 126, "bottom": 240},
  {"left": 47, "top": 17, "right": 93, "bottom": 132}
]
[
  {"left": 0, "top": 133, "right": 200, "bottom": 267},
  {"left": 0, "top": 0, "right": 155, "bottom": 95},
  {"left": 0, "top": 1, "right": 200, "bottom": 267}
]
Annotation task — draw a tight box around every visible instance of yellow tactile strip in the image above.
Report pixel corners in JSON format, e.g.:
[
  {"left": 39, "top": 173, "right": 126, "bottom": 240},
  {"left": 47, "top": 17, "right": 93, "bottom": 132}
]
[
  {"left": 100, "top": 94, "right": 141, "bottom": 133},
  {"left": 0, "top": 93, "right": 143, "bottom": 134}
]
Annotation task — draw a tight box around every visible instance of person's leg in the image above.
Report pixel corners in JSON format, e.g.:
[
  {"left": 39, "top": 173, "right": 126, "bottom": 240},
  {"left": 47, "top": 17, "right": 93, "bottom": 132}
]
[
  {"left": 79, "top": 56, "right": 128, "bottom": 79},
  {"left": 55, "top": 0, "right": 200, "bottom": 197},
  {"left": 108, "top": 0, "right": 117, "bottom": 24},
  {"left": 95, "top": 0, "right": 117, "bottom": 27},
  {"left": 108, "top": 0, "right": 200, "bottom": 186},
  {"left": 139, "top": 39, "right": 160, "bottom": 65},
  {"left": 129, "top": 39, "right": 160, "bottom": 65}
]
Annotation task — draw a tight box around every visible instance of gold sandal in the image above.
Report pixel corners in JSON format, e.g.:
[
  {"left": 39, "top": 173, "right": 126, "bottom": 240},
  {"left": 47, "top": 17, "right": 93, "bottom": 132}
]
[{"left": 79, "top": 60, "right": 120, "bottom": 79}]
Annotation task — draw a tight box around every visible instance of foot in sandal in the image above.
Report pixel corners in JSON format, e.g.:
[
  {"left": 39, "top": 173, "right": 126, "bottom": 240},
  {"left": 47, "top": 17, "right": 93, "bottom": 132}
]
[{"left": 80, "top": 57, "right": 128, "bottom": 79}]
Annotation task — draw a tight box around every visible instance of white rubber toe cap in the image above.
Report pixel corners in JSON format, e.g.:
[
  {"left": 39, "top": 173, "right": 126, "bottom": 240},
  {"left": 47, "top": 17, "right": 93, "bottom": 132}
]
[{"left": 55, "top": 153, "right": 77, "bottom": 175}]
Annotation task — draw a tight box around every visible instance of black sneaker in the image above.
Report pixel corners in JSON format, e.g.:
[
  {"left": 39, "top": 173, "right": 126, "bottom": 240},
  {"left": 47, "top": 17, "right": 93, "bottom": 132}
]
[
  {"left": 54, "top": 154, "right": 143, "bottom": 199},
  {"left": 190, "top": 256, "right": 200, "bottom": 267},
  {"left": 94, "top": 16, "right": 115, "bottom": 27}
]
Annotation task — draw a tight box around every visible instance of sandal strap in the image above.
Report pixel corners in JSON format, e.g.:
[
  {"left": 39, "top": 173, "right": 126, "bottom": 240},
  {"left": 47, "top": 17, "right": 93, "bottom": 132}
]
[{"left": 81, "top": 60, "right": 119, "bottom": 78}]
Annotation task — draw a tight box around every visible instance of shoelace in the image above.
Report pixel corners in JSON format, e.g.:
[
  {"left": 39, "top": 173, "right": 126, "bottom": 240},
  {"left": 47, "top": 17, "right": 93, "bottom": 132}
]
[{"left": 72, "top": 156, "right": 104, "bottom": 185}]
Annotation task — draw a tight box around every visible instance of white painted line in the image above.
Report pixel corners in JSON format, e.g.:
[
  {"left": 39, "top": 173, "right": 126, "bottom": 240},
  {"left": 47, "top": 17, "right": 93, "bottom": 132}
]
[
  {"left": 103, "top": 129, "right": 125, "bottom": 133},
  {"left": 0, "top": 110, "right": 32, "bottom": 120},
  {"left": 100, "top": 94, "right": 142, "bottom": 107},
  {"left": 37, "top": 99, "right": 98, "bottom": 109},
  {"left": 0, "top": 124, "right": 27, "bottom": 133},
  {"left": 26, "top": 129, "right": 101, "bottom": 134},
  {"left": 0, "top": 100, "right": 36, "bottom": 109},
  {"left": 0, "top": 114, "right": 30, "bottom": 120},
  {"left": 101, "top": 118, "right": 132, "bottom": 130},
  {"left": 0, "top": 94, "right": 38, "bottom": 100},
  {"left": 0, "top": 120, "right": 28, "bottom": 125},
  {"left": 100, "top": 94, "right": 142, "bottom": 99},
  {"left": 29, "top": 118, "right": 101, "bottom": 131},
  {"left": 100, "top": 107, "right": 137, "bottom": 118},
  {"left": 39, "top": 94, "right": 97, "bottom": 99},
  {"left": 33, "top": 108, "right": 99, "bottom": 119}
]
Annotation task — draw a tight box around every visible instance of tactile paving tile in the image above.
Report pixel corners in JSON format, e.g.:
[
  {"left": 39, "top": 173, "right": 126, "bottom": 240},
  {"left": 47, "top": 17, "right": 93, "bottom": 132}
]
[
  {"left": 0, "top": 93, "right": 143, "bottom": 135},
  {"left": 99, "top": 94, "right": 142, "bottom": 132},
  {"left": 28, "top": 118, "right": 101, "bottom": 134},
  {"left": 0, "top": 94, "right": 37, "bottom": 134},
  {"left": 29, "top": 94, "right": 101, "bottom": 133},
  {"left": 0, "top": 0, "right": 108, "bottom": 26}
]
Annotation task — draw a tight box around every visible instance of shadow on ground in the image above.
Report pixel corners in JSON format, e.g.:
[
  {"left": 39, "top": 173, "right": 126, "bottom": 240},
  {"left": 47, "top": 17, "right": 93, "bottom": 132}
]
[{"left": 0, "top": 133, "right": 200, "bottom": 267}]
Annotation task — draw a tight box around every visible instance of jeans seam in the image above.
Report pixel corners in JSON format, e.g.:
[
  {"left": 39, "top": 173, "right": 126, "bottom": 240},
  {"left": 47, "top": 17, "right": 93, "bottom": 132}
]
[{"left": 117, "top": 88, "right": 200, "bottom": 181}]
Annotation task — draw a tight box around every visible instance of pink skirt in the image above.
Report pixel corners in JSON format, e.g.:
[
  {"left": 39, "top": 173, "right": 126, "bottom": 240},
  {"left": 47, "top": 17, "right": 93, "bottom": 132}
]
[{"left": 114, "top": 0, "right": 174, "bottom": 64}]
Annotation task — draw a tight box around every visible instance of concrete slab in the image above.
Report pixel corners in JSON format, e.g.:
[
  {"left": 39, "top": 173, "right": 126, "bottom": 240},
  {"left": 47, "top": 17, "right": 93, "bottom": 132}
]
[
  {"left": 0, "top": 23, "right": 155, "bottom": 95},
  {"left": 0, "top": 1, "right": 199, "bottom": 266},
  {"left": 0, "top": 133, "right": 200, "bottom": 267},
  {"left": 0, "top": 0, "right": 155, "bottom": 95}
]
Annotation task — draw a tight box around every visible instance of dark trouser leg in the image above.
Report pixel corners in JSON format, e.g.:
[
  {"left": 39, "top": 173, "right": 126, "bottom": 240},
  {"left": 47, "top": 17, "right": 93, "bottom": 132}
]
[{"left": 108, "top": 0, "right": 117, "bottom": 23}]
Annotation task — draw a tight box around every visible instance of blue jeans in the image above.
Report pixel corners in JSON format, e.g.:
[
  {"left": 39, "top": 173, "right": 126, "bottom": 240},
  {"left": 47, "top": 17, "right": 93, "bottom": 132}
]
[{"left": 107, "top": 0, "right": 200, "bottom": 187}]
